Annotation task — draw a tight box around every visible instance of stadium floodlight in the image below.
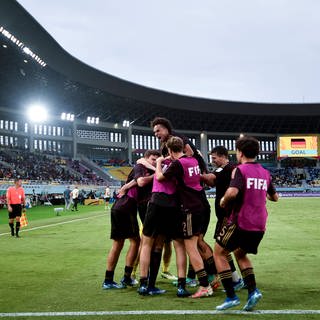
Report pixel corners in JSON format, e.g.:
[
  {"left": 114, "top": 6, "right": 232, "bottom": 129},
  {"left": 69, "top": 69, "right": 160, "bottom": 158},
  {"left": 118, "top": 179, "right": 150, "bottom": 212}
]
[
  {"left": 0, "top": 26, "right": 46, "bottom": 67},
  {"left": 87, "top": 116, "right": 99, "bottom": 124},
  {"left": 23, "top": 47, "right": 31, "bottom": 55},
  {"left": 122, "top": 120, "right": 130, "bottom": 127},
  {"left": 61, "top": 112, "right": 74, "bottom": 121},
  {"left": 27, "top": 104, "right": 48, "bottom": 122}
]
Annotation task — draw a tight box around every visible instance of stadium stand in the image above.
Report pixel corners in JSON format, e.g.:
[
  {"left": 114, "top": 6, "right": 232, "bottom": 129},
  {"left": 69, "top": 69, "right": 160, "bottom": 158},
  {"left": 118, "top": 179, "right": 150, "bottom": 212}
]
[
  {"left": 0, "top": 1, "right": 320, "bottom": 198},
  {"left": 0, "top": 148, "right": 111, "bottom": 185},
  {"left": 105, "top": 166, "right": 133, "bottom": 182}
]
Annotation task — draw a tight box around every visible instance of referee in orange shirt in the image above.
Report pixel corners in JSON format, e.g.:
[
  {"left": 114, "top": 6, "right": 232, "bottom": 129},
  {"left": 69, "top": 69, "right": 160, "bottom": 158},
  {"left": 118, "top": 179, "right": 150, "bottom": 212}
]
[{"left": 6, "top": 177, "right": 26, "bottom": 237}]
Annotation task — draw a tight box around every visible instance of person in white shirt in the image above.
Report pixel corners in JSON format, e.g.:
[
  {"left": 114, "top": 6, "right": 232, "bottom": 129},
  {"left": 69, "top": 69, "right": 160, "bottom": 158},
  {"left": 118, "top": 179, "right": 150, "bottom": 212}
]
[
  {"left": 71, "top": 186, "right": 79, "bottom": 211},
  {"left": 104, "top": 186, "right": 111, "bottom": 211}
]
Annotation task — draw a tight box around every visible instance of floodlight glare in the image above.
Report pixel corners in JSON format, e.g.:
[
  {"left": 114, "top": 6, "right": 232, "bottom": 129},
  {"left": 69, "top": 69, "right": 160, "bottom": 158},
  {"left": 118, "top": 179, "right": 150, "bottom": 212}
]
[
  {"left": 27, "top": 105, "right": 48, "bottom": 122},
  {"left": 122, "top": 120, "right": 130, "bottom": 127},
  {"left": 61, "top": 112, "right": 74, "bottom": 122},
  {"left": 87, "top": 116, "right": 99, "bottom": 125}
]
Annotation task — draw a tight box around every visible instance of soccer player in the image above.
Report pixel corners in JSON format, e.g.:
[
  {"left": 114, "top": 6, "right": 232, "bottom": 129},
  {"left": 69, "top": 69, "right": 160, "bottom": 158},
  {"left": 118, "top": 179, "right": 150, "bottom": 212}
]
[
  {"left": 138, "top": 156, "right": 184, "bottom": 296},
  {"left": 6, "top": 177, "right": 26, "bottom": 238},
  {"left": 202, "top": 146, "right": 243, "bottom": 290},
  {"left": 151, "top": 117, "right": 207, "bottom": 173},
  {"left": 156, "top": 136, "right": 213, "bottom": 298},
  {"left": 213, "top": 136, "right": 278, "bottom": 311},
  {"left": 124, "top": 150, "right": 162, "bottom": 284},
  {"left": 103, "top": 150, "right": 160, "bottom": 289},
  {"left": 151, "top": 117, "right": 213, "bottom": 282},
  {"left": 102, "top": 169, "right": 140, "bottom": 289}
]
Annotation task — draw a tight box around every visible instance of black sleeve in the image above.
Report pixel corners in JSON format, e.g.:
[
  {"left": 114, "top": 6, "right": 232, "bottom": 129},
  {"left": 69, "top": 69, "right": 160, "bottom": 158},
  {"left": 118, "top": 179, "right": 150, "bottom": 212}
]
[
  {"left": 229, "top": 168, "right": 244, "bottom": 191},
  {"left": 163, "top": 160, "right": 183, "bottom": 180},
  {"left": 126, "top": 169, "right": 135, "bottom": 183},
  {"left": 133, "top": 164, "right": 146, "bottom": 181}
]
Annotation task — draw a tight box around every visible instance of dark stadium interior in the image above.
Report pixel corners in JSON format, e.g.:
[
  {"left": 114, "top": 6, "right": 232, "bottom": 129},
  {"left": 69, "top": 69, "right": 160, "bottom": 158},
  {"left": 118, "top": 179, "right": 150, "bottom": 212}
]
[{"left": 1, "top": 0, "right": 320, "bottom": 135}]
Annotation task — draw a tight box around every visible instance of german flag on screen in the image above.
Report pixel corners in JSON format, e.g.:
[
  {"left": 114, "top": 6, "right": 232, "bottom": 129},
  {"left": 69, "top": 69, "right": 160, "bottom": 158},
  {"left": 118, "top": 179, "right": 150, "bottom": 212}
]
[{"left": 291, "top": 138, "right": 306, "bottom": 149}]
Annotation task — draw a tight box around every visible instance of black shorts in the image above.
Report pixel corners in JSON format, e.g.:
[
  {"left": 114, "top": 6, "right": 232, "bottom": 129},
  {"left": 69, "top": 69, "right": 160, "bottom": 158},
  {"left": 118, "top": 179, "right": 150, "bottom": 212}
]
[
  {"left": 216, "top": 223, "right": 264, "bottom": 254},
  {"left": 214, "top": 216, "right": 229, "bottom": 240},
  {"left": 104, "top": 197, "right": 110, "bottom": 202},
  {"left": 142, "top": 202, "right": 179, "bottom": 239},
  {"left": 110, "top": 196, "right": 139, "bottom": 240},
  {"left": 8, "top": 204, "right": 22, "bottom": 219},
  {"left": 180, "top": 211, "right": 204, "bottom": 239}
]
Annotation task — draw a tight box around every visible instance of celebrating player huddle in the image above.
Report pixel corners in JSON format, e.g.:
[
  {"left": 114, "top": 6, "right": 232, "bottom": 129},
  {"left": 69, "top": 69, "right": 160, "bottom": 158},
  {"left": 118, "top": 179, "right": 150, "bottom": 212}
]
[{"left": 102, "top": 117, "right": 278, "bottom": 312}]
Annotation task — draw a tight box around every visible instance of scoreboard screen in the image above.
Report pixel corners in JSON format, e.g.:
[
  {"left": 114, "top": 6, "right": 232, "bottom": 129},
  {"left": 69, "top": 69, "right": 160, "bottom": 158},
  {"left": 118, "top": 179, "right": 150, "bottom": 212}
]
[{"left": 278, "top": 136, "right": 318, "bottom": 158}]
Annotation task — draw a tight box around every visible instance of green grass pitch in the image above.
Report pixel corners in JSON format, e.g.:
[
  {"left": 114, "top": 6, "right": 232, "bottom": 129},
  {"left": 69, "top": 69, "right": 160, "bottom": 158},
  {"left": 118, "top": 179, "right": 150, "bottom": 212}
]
[{"left": 0, "top": 198, "right": 319, "bottom": 320}]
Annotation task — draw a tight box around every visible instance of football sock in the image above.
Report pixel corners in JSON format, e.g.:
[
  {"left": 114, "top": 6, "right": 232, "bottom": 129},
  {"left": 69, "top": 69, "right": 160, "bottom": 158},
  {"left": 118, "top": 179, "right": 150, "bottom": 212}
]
[
  {"left": 219, "top": 269, "right": 235, "bottom": 298},
  {"left": 105, "top": 270, "right": 114, "bottom": 282},
  {"left": 9, "top": 223, "right": 14, "bottom": 235},
  {"left": 196, "top": 268, "right": 209, "bottom": 287},
  {"left": 187, "top": 263, "right": 196, "bottom": 279},
  {"left": 241, "top": 267, "right": 256, "bottom": 294},
  {"left": 15, "top": 221, "right": 20, "bottom": 236},
  {"left": 178, "top": 277, "right": 186, "bottom": 289},
  {"left": 124, "top": 266, "right": 133, "bottom": 281},
  {"left": 149, "top": 250, "right": 162, "bottom": 288},
  {"left": 140, "top": 277, "right": 148, "bottom": 287}
]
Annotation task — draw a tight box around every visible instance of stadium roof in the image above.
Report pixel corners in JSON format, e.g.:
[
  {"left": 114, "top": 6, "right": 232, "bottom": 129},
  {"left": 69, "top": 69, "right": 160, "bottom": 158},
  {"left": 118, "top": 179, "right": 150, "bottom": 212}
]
[{"left": 0, "top": 0, "right": 320, "bottom": 134}]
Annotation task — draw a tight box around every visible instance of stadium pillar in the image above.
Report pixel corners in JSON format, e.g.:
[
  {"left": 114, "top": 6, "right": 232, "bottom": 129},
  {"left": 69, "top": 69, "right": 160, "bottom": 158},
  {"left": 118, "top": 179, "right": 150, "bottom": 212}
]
[
  {"left": 200, "top": 132, "right": 208, "bottom": 164},
  {"left": 128, "top": 125, "right": 132, "bottom": 165}
]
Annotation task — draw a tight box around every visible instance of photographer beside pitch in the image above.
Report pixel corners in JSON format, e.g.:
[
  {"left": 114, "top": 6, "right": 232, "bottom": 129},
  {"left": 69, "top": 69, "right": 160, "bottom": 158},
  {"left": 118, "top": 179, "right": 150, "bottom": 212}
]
[
  {"left": 6, "top": 177, "right": 26, "bottom": 238},
  {"left": 213, "top": 136, "right": 278, "bottom": 311}
]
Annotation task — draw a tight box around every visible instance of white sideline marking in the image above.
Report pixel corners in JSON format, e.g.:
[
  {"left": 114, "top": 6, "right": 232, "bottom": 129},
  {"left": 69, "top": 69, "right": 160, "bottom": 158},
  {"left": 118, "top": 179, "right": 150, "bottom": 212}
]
[
  {"left": 0, "top": 310, "right": 320, "bottom": 317},
  {"left": 0, "top": 214, "right": 105, "bottom": 237}
]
